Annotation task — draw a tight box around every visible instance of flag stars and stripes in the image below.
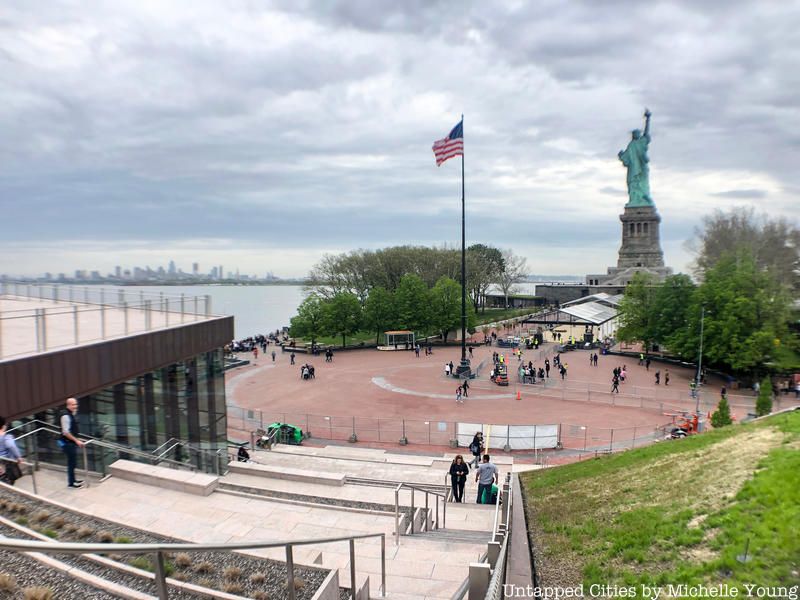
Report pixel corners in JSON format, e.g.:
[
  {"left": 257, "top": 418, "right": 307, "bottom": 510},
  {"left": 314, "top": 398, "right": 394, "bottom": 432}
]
[{"left": 432, "top": 120, "right": 464, "bottom": 166}]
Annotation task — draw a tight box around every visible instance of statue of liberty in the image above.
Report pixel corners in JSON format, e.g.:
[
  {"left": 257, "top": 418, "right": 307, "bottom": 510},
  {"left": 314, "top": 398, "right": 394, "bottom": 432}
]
[{"left": 618, "top": 109, "right": 653, "bottom": 207}]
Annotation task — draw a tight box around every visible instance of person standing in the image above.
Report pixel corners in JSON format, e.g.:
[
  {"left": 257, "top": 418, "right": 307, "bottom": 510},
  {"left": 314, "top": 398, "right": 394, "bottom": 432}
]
[
  {"left": 253, "top": 347, "right": 258, "bottom": 361},
  {"left": 664, "top": 369, "right": 670, "bottom": 386},
  {"left": 475, "top": 454, "right": 499, "bottom": 504},
  {"left": 445, "top": 362, "right": 451, "bottom": 377},
  {"left": 462, "top": 379, "right": 469, "bottom": 398},
  {"left": 469, "top": 431, "right": 483, "bottom": 468},
  {"left": 545, "top": 359, "right": 550, "bottom": 378},
  {"left": 271, "top": 350, "right": 276, "bottom": 363},
  {"left": 611, "top": 375, "right": 620, "bottom": 394},
  {"left": 456, "top": 385, "right": 463, "bottom": 404},
  {"left": 645, "top": 357, "right": 651, "bottom": 371},
  {"left": 60, "top": 397, "right": 84, "bottom": 488},
  {"left": 655, "top": 370, "right": 660, "bottom": 385},
  {"left": 449, "top": 455, "right": 469, "bottom": 503},
  {"left": 0, "top": 416, "right": 23, "bottom": 486},
  {"left": 290, "top": 352, "right": 296, "bottom": 365}
]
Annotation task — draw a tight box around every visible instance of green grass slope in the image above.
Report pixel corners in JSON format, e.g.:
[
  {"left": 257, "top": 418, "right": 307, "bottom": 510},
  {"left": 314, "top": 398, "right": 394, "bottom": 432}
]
[{"left": 520, "top": 410, "right": 800, "bottom": 593}]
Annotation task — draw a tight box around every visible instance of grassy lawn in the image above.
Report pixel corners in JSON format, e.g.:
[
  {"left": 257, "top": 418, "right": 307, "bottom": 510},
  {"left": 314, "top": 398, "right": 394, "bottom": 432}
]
[{"left": 520, "top": 411, "right": 800, "bottom": 592}]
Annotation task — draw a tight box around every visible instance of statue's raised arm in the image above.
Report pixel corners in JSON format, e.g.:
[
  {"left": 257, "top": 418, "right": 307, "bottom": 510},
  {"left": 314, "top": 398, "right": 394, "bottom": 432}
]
[{"left": 643, "top": 108, "right": 652, "bottom": 140}]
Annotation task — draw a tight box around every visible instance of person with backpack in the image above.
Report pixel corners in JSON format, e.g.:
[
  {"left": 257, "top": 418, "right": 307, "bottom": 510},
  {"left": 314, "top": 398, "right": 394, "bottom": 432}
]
[
  {"left": 468, "top": 431, "right": 483, "bottom": 468},
  {"left": 448, "top": 455, "right": 470, "bottom": 503}
]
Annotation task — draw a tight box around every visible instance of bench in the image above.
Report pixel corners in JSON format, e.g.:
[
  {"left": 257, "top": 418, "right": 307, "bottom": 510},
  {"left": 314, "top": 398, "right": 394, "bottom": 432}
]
[{"left": 109, "top": 460, "right": 218, "bottom": 496}]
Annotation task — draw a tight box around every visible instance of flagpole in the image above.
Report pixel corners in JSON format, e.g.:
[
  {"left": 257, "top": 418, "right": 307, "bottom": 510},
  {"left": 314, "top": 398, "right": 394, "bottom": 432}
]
[{"left": 458, "top": 113, "right": 470, "bottom": 377}]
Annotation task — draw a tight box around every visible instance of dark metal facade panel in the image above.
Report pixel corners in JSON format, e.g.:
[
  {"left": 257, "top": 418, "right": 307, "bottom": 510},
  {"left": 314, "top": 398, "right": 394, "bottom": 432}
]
[{"left": 0, "top": 316, "right": 233, "bottom": 420}]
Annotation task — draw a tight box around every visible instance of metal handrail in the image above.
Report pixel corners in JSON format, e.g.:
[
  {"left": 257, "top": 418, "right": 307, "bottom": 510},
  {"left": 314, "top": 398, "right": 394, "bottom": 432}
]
[
  {"left": 0, "top": 532, "right": 387, "bottom": 600},
  {"left": 393, "top": 482, "right": 447, "bottom": 546},
  {"left": 0, "top": 457, "right": 37, "bottom": 494},
  {"left": 485, "top": 526, "right": 511, "bottom": 600}
]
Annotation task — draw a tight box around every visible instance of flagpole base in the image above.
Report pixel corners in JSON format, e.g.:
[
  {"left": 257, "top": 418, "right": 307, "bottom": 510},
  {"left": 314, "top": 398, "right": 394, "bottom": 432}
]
[{"left": 455, "top": 359, "right": 472, "bottom": 379}]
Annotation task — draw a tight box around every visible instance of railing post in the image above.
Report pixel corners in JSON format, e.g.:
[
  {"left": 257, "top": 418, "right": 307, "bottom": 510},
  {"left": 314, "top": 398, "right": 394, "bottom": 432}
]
[
  {"left": 123, "top": 301, "right": 129, "bottom": 335},
  {"left": 154, "top": 551, "right": 169, "bottom": 600},
  {"left": 82, "top": 444, "right": 90, "bottom": 488},
  {"left": 395, "top": 486, "right": 400, "bottom": 545},
  {"left": 349, "top": 538, "right": 357, "bottom": 600},
  {"left": 41, "top": 309, "right": 47, "bottom": 351},
  {"left": 435, "top": 495, "right": 439, "bottom": 530},
  {"left": 73, "top": 305, "right": 79, "bottom": 345},
  {"left": 610, "top": 428, "right": 614, "bottom": 452},
  {"left": 468, "top": 562, "right": 490, "bottom": 600},
  {"left": 380, "top": 534, "right": 386, "bottom": 597},
  {"left": 145, "top": 300, "right": 152, "bottom": 330},
  {"left": 425, "top": 492, "right": 429, "bottom": 531},
  {"left": 204, "top": 294, "right": 212, "bottom": 316},
  {"left": 100, "top": 303, "right": 106, "bottom": 339},
  {"left": 410, "top": 488, "right": 415, "bottom": 534},
  {"left": 180, "top": 293, "right": 185, "bottom": 323},
  {"left": 443, "top": 487, "right": 447, "bottom": 528},
  {"left": 632, "top": 426, "right": 637, "bottom": 449},
  {"left": 286, "top": 545, "right": 296, "bottom": 600}
]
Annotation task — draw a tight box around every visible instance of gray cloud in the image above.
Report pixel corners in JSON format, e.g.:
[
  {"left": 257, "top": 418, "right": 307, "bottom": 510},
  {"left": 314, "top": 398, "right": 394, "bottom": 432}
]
[
  {"left": 0, "top": 0, "right": 797, "bottom": 278},
  {"left": 711, "top": 189, "right": 768, "bottom": 199}
]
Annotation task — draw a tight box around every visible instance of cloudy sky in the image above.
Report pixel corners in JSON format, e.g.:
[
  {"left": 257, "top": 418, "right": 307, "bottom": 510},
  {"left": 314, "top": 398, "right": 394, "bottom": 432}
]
[{"left": 1, "top": 0, "right": 798, "bottom": 279}]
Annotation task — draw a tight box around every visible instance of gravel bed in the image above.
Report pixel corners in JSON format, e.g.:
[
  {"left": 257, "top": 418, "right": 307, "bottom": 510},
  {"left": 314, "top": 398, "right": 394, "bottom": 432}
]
[
  {"left": 0, "top": 523, "right": 197, "bottom": 600},
  {"left": 219, "top": 482, "right": 414, "bottom": 521},
  {"left": 0, "top": 546, "right": 118, "bottom": 599},
  {"left": 0, "top": 487, "right": 330, "bottom": 600}
]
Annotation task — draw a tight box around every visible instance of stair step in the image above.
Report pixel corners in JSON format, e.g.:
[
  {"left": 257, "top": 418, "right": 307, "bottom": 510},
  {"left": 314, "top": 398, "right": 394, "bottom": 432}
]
[{"left": 411, "top": 528, "right": 490, "bottom": 544}]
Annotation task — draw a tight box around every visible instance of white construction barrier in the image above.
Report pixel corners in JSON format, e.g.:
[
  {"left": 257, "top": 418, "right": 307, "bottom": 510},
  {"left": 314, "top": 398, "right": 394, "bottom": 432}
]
[{"left": 457, "top": 423, "right": 559, "bottom": 450}]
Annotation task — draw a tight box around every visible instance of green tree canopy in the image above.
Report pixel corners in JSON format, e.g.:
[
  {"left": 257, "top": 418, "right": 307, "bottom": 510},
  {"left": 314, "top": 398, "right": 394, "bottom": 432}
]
[
  {"left": 289, "top": 294, "right": 327, "bottom": 347},
  {"left": 429, "top": 276, "right": 476, "bottom": 341},
  {"left": 363, "top": 286, "right": 396, "bottom": 344},
  {"left": 616, "top": 272, "right": 659, "bottom": 351},
  {"left": 323, "top": 292, "right": 362, "bottom": 347},
  {"left": 669, "top": 251, "right": 793, "bottom": 376},
  {"left": 394, "top": 273, "right": 431, "bottom": 334}
]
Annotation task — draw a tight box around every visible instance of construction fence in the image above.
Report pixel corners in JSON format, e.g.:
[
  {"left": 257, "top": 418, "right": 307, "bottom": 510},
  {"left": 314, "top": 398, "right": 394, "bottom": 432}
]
[{"left": 226, "top": 405, "right": 674, "bottom": 454}]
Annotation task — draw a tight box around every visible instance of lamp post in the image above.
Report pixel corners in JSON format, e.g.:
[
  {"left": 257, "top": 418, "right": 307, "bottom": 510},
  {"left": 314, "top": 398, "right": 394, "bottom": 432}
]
[{"left": 695, "top": 306, "right": 705, "bottom": 414}]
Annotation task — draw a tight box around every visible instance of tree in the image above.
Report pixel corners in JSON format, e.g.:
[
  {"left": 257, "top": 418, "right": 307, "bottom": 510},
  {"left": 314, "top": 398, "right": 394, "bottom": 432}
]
[
  {"left": 394, "top": 273, "right": 431, "bottom": 334},
  {"left": 323, "top": 292, "right": 362, "bottom": 347},
  {"left": 616, "top": 272, "right": 659, "bottom": 351},
  {"left": 467, "top": 244, "right": 505, "bottom": 312},
  {"left": 668, "top": 251, "right": 793, "bottom": 376},
  {"left": 289, "top": 294, "right": 327, "bottom": 347},
  {"left": 497, "top": 249, "right": 528, "bottom": 309},
  {"left": 429, "top": 277, "right": 462, "bottom": 341},
  {"left": 710, "top": 396, "right": 733, "bottom": 428},
  {"left": 755, "top": 377, "right": 773, "bottom": 417},
  {"left": 652, "top": 274, "right": 695, "bottom": 348},
  {"left": 363, "top": 286, "right": 396, "bottom": 344},
  {"left": 688, "top": 207, "right": 799, "bottom": 293}
]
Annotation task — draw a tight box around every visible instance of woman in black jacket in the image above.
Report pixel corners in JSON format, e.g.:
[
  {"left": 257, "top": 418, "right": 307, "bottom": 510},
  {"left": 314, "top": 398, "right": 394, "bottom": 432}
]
[
  {"left": 449, "top": 454, "right": 470, "bottom": 502},
  {"left": 469, "top": 431, "right": 483, "bottom": 468}
]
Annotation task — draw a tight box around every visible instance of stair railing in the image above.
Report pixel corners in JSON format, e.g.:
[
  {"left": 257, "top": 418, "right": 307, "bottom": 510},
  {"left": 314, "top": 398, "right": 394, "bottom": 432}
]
[{"left": 393, "top": 482, "right": 447, "bottom": 545}]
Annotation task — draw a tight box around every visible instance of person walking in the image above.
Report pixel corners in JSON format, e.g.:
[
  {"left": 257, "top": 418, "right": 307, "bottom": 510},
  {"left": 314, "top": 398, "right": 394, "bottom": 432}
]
[
  {"left": 468, "top": 432, "right": 483, "bottom": 468},
  {"left": 462, "top": 379, "right": 469, "bottom": 398},
  {"left": 545, "top": 359, "right": 550, "bottom": 378},
  {"left": 444, "top": 362, "right": 451, "bottom": 377},
  {"left": 271, "top": 350, "right": 276, "bottom": 363},
  {"left": 645, "top": 357, "right": 651, "bottom": 371},
  {"left": 664, "top": 369, "right": 670, "bottom": 386},
  {"left": 415, "top": 344, "right": 420, "bottom": 358},
  {"left": 475, "top": 454, "right": 499, "bottom": 504},
  {"left": 290, "top": 352, "right": 296, "bottom": 365},
  {"left": 0, "top": 416, "right": 23, "bottom": 486},
  {"left": 60, "top": 397, "right": 84, "bottom": 488},
  {"left": 611, "top": 375, "right": 620, "bottom": 394},
  {"left": 448, "top": 455, "right": 469, "bottom": 503},
  {"left": 456, "top": 385, "right": 463, "bottom": 404},
  {"left": 655, "top": 370, "right": 660, "bottom": 385},
  {"left": 253, "top": 347, "right": 258, "bottom": 361}
]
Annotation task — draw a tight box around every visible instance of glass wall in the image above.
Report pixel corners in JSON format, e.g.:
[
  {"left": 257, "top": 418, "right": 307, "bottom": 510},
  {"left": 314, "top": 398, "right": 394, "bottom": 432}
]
[{"left": 13, "top": 349, "right": 227, "bottom": 475}]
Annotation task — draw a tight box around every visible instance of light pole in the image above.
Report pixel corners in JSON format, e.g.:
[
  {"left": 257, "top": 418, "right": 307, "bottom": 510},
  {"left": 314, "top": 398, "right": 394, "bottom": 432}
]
[{"left": 695, "top": 306, "right": 705, "bottom": 414}]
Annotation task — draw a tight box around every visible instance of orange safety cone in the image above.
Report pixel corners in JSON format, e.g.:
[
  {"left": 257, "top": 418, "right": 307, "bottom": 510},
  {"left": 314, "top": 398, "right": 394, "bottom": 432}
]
[{"left": 516, "top": 390, "right": 522, "bottom": 401}]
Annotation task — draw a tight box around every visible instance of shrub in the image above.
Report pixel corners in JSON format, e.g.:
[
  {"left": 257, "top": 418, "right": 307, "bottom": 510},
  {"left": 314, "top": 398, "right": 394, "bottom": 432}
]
[
  {"left": 22, "top": 587, "right": 54, "bottom": 600},
  {"left": 96, "top": 531, "right": 114, "bottom": 543},
  {"left": 253, "top": 592, "right": 271, "bottom": 600},
  {"left": 755, "top": 377, "right": 773, "bottom": 417},
  {"left": 222, "top": 583, "right": 244, "bottom": 594},
  {"left": 174, "top": 553, "right": 192, "bottom": 568},
  {"left": 194, "top": 561, "right": 214, "bottom": 574},
  {"left": 197, "top": 578, "right": 213, "bottom": 588},
  {"left": 41, "top": 529, "right": 59, "bottom": 539},
  {"left": 250, "top": 572, "right": 266, "bottom": 585},
  {"left": 113, "top": 536, "right": 133, "bottom": 544},
  {"left": 223, "top": 566, "right": 242, "bottom": 581},
  {"left": 15, "top": 517, "right": 29, "bottom": 526},
  {"left": 292, "top": 577, "right": 306, "bottom": 590},
  {"left": 130, "top": 556, "right": 153, "bottom": 572},
  {"left": 50, "top": 516, "right": 66, "bottom": 529},
  {"left": 710, "top": 397, "right": 733, "bottom": 428},
  {"left": 75, "top": 526, "right": 94, "bottom": 539},
  {"left": 0, "top": 573, "right": 17, "bottom": 592},
  {"left": 63, "top": 523, "right": 78, "bottom": 534},
  {"left": 31, "top": 511, "right": 50, "bottom": 524}
]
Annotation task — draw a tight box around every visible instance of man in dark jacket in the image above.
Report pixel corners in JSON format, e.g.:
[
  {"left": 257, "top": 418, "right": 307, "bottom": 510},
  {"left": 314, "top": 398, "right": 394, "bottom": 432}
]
[{"left": 60, "top": 397, "right": 84, "bottom": 488}]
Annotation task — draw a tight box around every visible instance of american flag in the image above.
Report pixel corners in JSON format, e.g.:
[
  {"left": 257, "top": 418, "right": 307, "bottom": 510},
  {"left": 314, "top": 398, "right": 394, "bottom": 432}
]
[{"left": 432, "top": 120, "right": 463, "bottom": 166}]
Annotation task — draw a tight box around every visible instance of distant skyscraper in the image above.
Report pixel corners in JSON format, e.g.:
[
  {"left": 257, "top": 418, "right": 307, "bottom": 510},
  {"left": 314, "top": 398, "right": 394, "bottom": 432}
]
[
  {"left": 192, "top": 262, "right": 199, "bottom": 276},
  {"left": 219, "top": 265, "right": 223, "bottom": 280},
  {"left": 115, "top": 266, "right": 122, "bottom": 278},
  {"left": 168, "top": 260, "right": 176, "bottom": 275}
]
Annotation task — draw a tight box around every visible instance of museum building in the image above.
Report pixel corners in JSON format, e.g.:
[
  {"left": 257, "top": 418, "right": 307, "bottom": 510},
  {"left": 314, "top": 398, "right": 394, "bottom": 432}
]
[{"left": 0, "top": 283, "right": 234, "bottom": 474}]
